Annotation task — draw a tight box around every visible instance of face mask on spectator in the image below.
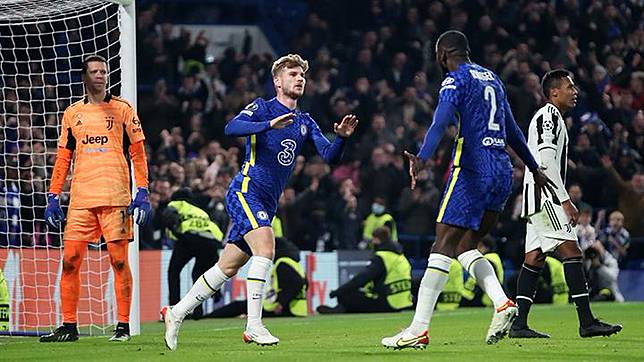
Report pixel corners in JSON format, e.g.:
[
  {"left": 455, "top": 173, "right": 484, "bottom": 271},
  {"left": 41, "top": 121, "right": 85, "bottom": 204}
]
[{"left": 371, "top": 203, "right": 385, "bottom": 215}]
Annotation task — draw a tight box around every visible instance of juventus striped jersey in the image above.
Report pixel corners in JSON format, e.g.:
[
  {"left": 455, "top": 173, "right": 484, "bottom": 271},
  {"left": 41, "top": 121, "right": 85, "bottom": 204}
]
[{"left": 521, "top": 103, "right": 570, "bottom": 217}]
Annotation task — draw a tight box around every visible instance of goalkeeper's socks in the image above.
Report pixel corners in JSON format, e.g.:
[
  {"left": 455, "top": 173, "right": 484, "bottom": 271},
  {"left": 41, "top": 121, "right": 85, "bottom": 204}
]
[
  {"left": 513, "top": 263, "right": 542, "bottom": 329},
  {"left": 563, "top": 256, "right": 594, "bottom": 328},
  {"left": 408, "top": 253, "right": 451, "bottom": 335},
  {"left": 246, "top": 256, "right": 273, "bottom": 329},
  {"left": 173, "top": 264, "right": 230, "bottom": 319},
  {"left": 458, "top": 249, "right": 507, "bottom": 308}
]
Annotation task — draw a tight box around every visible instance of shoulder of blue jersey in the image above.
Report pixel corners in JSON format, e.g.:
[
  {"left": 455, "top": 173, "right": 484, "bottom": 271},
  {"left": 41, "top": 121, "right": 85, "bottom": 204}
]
[
  {"left": 240, "top": 97, "right": 265, "bottom": 117},
  {"left": 439, "top": 76, "right": 458, "bottom": 93}
]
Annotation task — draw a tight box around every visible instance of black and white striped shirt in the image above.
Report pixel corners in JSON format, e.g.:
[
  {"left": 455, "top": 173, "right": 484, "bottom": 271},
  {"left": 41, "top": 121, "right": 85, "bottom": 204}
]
[{"left": 521, "top": 103, "right": 570, "bottom": 217}]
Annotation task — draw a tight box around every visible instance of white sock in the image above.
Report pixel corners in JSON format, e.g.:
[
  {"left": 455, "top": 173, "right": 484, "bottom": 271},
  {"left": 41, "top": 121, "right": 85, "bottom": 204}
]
[
  {"left": 172, "top": 264, "right": 230, "bottom": 319},
  {"left": 408, "top": 253, "right": 452, "bottom": 335},
  {"left": 457, "top": 249, "right": 507, "bottom": 309},
  {"left": 246, "top": 256, "right": 272, "bottom": 329}
]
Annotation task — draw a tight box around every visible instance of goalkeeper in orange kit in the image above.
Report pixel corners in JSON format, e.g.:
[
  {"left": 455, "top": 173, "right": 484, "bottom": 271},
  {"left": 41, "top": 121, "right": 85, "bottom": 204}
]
[{"left": 39, "top": 55, "right": 150, "bottom": 343}]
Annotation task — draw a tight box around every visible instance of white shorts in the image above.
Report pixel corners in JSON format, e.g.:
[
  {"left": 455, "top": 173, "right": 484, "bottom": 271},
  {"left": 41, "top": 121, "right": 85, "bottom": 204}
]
[{"left": 525, "top": 200, "right": 576, "bottom": 253}]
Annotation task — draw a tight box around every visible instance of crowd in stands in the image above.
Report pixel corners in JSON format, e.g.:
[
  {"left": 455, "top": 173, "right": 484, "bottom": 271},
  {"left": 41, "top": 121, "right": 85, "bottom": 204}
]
[{"left": 1, "top": 1, "right": 642, "bottom": 273}]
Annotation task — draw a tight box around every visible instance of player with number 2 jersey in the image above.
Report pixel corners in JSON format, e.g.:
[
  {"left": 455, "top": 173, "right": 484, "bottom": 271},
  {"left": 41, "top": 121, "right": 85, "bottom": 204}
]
[{"left": 382, "top": 30, "right": 549, "bottom": 350}]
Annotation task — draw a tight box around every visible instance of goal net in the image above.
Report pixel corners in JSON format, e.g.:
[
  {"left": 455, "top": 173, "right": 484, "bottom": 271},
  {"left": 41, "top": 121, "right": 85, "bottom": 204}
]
[{"left": 0, "top": 0, "right": 137, "bottom": 336}]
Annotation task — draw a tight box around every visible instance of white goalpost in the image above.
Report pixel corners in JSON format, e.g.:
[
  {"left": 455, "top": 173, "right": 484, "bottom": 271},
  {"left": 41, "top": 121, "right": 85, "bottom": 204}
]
[{"left": 0, "top": 0, "right": 139, "bottom": 336}]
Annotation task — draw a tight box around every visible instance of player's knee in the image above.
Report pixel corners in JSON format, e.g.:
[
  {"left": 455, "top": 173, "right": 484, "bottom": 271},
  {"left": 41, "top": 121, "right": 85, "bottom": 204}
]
[
  {"left": 559, "top": 241, "right": 582, "bottom": 258},
  {"left": 431, "top": 238, "right": 456, "bottom": 257},
  {"left": 110, "top": 256, "right": 128, "bottom": 272},
  {"left": 254, "top": 249, "right": 275, "bottom": 260},
  {"left": 219, "top": 264, "right": 239, "bottom": 277},
  {"left": 525, "top": 250, "right": 546, "bottom": 267},
  {"left": 62, "top": 253, "right": 81, "bottom": 273}
]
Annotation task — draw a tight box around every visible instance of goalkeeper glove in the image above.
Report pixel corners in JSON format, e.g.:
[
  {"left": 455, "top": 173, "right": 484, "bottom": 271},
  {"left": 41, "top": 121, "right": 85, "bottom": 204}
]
[
  {"left": 45, "top": 193, "right": 65, "bottom": 229},
  {"left": 128, "top": 187, "right": 151, "bottom": 226}
]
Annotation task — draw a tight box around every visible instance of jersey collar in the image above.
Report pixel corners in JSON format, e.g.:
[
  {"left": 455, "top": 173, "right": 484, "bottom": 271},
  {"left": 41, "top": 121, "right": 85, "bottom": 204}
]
[{"left": 84, "top": 92, "right": 112, "bottom": 104}]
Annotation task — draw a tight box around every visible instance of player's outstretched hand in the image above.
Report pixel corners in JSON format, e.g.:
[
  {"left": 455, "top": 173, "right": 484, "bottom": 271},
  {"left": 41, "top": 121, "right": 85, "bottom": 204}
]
[
  {"left": 128, "top": 187, "right": 151, "bottom": 226},
  {"left": 269, "top": 112, "right": 294, "bottom": 129},
  {"left": 403, "top": 150, "right": 423, "bottom": 190},
  {"left": 334, "top": 114, "right": 359, "bottom": 137},
  {"left": 45, "top": 193, "right": 65, "bottom": 229}
]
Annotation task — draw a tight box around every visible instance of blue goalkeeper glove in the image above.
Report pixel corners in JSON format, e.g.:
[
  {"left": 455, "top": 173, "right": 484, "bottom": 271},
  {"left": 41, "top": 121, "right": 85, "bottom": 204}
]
[
  {"left": 45, "top": 193, "right": 65, "bottom": 229},
  {"left": 128, "top": 187, "right": 151, "bottom": 226}
]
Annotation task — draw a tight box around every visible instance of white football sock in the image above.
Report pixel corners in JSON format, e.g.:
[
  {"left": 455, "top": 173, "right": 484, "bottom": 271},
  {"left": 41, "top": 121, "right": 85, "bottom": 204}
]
[
  {"left": 408, "top": 253, "right": 452, "bottom": 335},
  {"left": 457, "top": 249, "right": 507, "bottom": 309},
  {"left": 246, "top": 256, "right": 273, "bottom": 329},
  {"left": 172, "top": 264, "right": 230, "bottom": 319}
]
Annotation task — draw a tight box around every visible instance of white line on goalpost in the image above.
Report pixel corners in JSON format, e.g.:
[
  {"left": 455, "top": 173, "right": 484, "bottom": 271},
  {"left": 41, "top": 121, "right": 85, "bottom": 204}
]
[{"left": 115, "top": 0, "right": 141, "bottom": 337}]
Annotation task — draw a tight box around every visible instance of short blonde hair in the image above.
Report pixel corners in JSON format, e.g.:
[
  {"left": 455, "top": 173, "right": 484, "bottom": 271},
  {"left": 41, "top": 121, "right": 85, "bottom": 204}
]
[{"left": 271, "top": 54, "right": 309, "bottom": 77}]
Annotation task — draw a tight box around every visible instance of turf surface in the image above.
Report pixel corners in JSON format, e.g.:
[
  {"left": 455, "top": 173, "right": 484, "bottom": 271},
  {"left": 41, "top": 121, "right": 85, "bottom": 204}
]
[{"left": 1, "top": 302, "right": 642, "bottom": 361}]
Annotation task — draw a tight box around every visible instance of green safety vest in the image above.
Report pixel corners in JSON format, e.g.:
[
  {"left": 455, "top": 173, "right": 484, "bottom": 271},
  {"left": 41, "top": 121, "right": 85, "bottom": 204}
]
[
  {"left": 369, "top": 251, "right": 412, "bottom": 310},
  {"left": 463, "top": 252, "right": 503, "bottom": 307},
  {"left": 0, "top": 268, "right": 9, "bottom": 331},
  {"left": 272, "top": 216, "right": 283, "bottom": 238},
  {"left": 546, "top": 257, "right": 569, "bottom": 304},
  {"left": 166, "top": 200, "right": 223, "bottom": 241},
  {"left": 437, "top": 259, "right": 464, "bottom": 310},
  {"left": 363, "top": 213, "right": 398, "bottom": 241},
  {"left": 263, "top": 257, "right": 307, "bottom": 317}
]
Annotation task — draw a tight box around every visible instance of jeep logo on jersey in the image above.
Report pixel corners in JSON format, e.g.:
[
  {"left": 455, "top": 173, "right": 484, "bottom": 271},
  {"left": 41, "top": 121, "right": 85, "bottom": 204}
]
[
  {"left": 105, "top": 115, "right": 115, "bottom": 130},
  {"left": 256, "top": 211, "right": 269, "bottom": 221},
  {"left": 82, "top": 135, "right": 109, "bottom": 145}
]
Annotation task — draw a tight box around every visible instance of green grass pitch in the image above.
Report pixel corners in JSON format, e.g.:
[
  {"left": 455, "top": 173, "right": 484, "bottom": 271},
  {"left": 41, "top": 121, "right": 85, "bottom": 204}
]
[{"left": 1, "top": 303, "right": 642, "bottom": 361}]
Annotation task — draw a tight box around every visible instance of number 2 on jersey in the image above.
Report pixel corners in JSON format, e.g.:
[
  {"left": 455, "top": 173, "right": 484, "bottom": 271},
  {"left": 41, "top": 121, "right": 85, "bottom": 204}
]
[{"left": 484, "top": 85, "right": 500, "bottom": 131}]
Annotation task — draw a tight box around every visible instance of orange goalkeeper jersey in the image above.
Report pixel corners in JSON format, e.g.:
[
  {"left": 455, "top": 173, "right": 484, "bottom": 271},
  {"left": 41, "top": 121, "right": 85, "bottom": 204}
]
[{"left": 58, "top": 93, "right": 145, "bottom": 209}]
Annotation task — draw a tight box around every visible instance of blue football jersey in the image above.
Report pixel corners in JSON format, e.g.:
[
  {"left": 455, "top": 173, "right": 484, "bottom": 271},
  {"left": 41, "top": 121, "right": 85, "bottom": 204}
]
[
  {"left": 227, "top": 97, "right": 343, "bottom": 213},
  {"left": 439, "top": 63, "right": 513, "bottom": 175}
]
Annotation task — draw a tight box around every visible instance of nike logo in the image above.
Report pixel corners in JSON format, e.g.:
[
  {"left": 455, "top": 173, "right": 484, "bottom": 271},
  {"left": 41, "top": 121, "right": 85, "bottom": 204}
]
[{"left": 396, "top": 335, "right": 425, "bottom": 347}]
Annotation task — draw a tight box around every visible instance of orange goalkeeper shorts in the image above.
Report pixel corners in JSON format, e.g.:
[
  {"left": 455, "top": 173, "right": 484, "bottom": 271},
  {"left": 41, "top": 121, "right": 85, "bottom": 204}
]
[{"left": 64, "top": 206, "right": 133, "bottom": 242}]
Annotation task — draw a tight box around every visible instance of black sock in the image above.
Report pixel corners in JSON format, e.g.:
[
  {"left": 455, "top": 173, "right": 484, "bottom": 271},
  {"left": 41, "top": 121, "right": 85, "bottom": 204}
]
[
  {"left": 62, "top": 322, "right": 77, "bottom": 331},
  {"left": 563, "top": 256, "right": 594, "bottom": 327},
  {"left": 513, "top": 263, "right": 542, "bottom": 329}
]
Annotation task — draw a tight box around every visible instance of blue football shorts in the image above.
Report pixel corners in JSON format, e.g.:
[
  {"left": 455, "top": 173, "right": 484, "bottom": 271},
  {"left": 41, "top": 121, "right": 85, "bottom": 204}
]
[
  {"left": 224, "top": 188, "right": 274, "bottom": 255},
  {"left": 435, "top": 167, "right": 512, "bottom": 230}
]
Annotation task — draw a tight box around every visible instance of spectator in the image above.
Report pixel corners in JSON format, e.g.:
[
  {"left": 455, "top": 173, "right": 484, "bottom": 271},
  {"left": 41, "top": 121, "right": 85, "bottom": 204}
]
[
  {"left": 316, "top": 227, "right": 412, "bottom": 314},
  {"left": 567, "top": 184, "right": 592, "bottom": 212},
  {"left": 598, "top": 211, "right": 631, "bottom": 268},
  {"left": 361, "top": 196, "right": 397, "bottom": 248},
  {"left": 584, "top": 240, "right": 625, "bottom": 302},
  {"left": 601, "top": 156, "right": 644, "bottom": 236}
]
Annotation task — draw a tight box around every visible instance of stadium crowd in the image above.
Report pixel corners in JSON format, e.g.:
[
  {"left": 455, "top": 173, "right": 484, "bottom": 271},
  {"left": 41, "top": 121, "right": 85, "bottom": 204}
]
[{"left": 1, "top": 1, "right": 642, "bottom": 272}]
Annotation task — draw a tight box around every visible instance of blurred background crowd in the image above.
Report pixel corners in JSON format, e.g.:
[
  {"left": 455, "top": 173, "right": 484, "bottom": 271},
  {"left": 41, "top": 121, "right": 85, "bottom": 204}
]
[{"left": 1, "top": 1, "right": 642, "bottom": 275}]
